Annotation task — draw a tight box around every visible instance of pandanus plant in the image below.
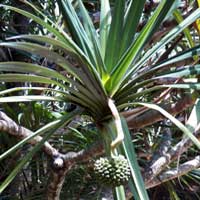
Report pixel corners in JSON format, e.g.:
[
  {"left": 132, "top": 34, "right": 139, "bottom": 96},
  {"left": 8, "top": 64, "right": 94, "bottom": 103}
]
[{"left": 1, "top": 0, "right": 200, "bottom": 199}]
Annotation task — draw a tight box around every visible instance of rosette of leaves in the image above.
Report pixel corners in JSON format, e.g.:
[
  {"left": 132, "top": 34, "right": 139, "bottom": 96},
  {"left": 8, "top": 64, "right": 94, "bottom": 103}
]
[{"left": 0, "top": 0, "right": 200, "bottom": 199}]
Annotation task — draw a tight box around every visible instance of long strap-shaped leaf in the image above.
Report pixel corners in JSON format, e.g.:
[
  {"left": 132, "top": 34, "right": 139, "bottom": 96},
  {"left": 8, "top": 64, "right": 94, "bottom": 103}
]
[
  {"left": 1, "top": 3, "right": 107, "bottom": 100},
  {"left": 125, "top": 102, "right": 200, "bottom": 149},
  {"left": 77, "top": 0, "right": 107, "bottom": 77},
  {"left": 119, "top": 117, "right": 149, "bottom": 200},
  {"left": 0, "top": 4, "right": 67, "bottom": 43},
  {"left": 0, "top": 93, "right": 99, "bottom": 114},
  {"left": 5, "top": 36, "right": 107, "bottom": 98},
  {"left": 0, "top": 62, "right": 69, "bottom": 82},
  {"left": 106, "top": 0, "right": 175, "bottom": 96},
  {"left": 0, "top": 95, "right": 62, "bottom": 103},
  {"left": 0, "top": 74, "right": 65, "bottom": 88},
  {"left": 0, "top": 4, "right": 100, "bottom": 69},
  {"left": 0, "top": 3, "right": 105, "bottom": 91},
  {"left": 145, "top": 43, "right": 200, "bottom": 75},
  {"left": 117, "top": 83, "right": 198, "bottom": 105},
  {"left": 104, "top": 0, "right": 125, "bottom": 72},
  {"left": 157, "top": 65, "right": 200, "bottom": 78},
  {"left": 0, "top": 3, "right": 101, "bottom": 66},
  {"left": 0, "top": 42, "right": 106, "bottom": 99},
  {"left": 116, "top": 62, "right": 200, "bottom": 102},
  {"left": 0, "top": 87, "right": 99, "bottom": 109},
  {"left": 0, "top": 73, "right": 103, "bottom": 112},
  {"left": 8, "top": 34, "right": 76, "bottom": 53},
  {"left": 156, "top": 45, "right": 200, "bottom": 69},
  {"left": 20, "top": 0, "right": 59, "bottom": 27},
  {"left": 7, "top": 34, "right": 100, "bottom": 76},
  {"left": 57, "top": 0, "right": 96, "bottom": 65},
  {"left": 100, "top": 0, "right": 111, "bottom": 60},
  {"left": 0, "top": 62, "right": 104, "bottom": 108},
  {"left": 0, "top": 42, "right": 80, "bottom": 77},
  {"left": 0, "top": 87, "right": 66, "bottom": 96},
  {"left": 113, "top": 78, "right": 151, "bottom": 103},
  {"left": 119, "top": 0, "right": 146, "bottom": 56},
  {"left": 160, "top": 83, "right": 200, "bottom": 90},
  {"left": 124, "top": 8, "right": 200, "bottom": 84},
  {"left": 1, "top": 3, "right": 105, "bottom": 81},
  {"left": 117, "top": 44, "right": 200, "bottom": 99}
]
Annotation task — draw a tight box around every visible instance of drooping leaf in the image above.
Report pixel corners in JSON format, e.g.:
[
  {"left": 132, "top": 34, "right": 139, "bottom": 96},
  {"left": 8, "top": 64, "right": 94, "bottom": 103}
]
[
  {"left": 0, "top": 95, "right": 62, "bottom": 103},
  {"left": 0, "top": 73, "right": 65, "bottom": 88},
  {"left": 0, "top": 62, "right": 69, "bottom": 82},
  {"left": 127, "top": 102, "right": 200, "bottom": 149},
  {"left": 0, "top": 42, "right": 80, "bottom": 78}
]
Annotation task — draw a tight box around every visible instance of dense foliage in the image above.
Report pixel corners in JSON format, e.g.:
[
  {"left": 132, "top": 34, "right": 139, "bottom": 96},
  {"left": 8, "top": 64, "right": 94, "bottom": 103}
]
[{"left": 1, "top": 0, "right": 200, "bottom": 199}]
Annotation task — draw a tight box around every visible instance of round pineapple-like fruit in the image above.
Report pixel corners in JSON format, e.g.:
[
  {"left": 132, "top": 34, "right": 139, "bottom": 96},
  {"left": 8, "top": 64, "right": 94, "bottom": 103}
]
[{"left": 94, "top": 155, "right": 131, "bottom": 187}]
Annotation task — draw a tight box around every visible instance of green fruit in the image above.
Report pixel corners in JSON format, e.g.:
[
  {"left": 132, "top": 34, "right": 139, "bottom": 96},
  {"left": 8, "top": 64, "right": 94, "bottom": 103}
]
[{"left": 93, "top": 155, "right": 131, "bottom": 187}]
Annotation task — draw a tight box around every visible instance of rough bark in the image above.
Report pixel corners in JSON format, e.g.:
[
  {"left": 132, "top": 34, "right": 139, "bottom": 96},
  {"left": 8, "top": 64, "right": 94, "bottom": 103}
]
[
  {"left": 146, "top": 155, "right": 200, "bottom": 189},
  {"left": 144, "top": 126, "right": 200, "bottom": 185},
  {"left": 143, "top": 127, "right": 172, "bottom": 182},
  {"left": 46, "top": 168, "right": 70, "bottom": 200},
  {"left": 46, "top": 143, "right": 104, "bottom": 200}
]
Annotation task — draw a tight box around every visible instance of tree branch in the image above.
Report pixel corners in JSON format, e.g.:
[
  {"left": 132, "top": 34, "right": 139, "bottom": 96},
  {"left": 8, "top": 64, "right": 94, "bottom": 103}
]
[
  {"left": 46, "top": 143, "right": 104, "bottom": 200},
  {"left": 146, "top": 155, "right": 200, "bottom": 189},
  {"left": 0, "top": 111, "right": 59, "bottom": 157},
  {"left": 144, "top": 119, "right": 200, "bottom": 186},
  {"left": 0, "top": 110, "right": 105, "bottom": 199},
  {"left": 144, "top": 126, "right": 172, "bottom": 181},
  {"left": 126, "top": 94, "right": 196, "bottom": 129}
]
